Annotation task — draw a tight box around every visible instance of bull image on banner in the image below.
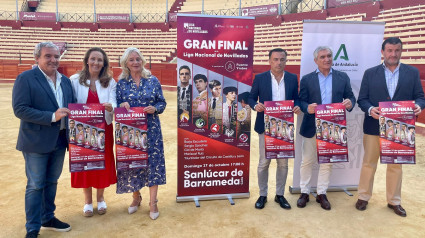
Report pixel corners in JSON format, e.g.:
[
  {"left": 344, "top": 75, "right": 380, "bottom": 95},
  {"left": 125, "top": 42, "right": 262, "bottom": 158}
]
[
  {"left": 177, "top": 14, "right": 254, "bottom": 203},
  {"left": 379, "top": 101, "right": 416, "bottom": 164},
  {"left": 115, "top": 107, "right": 148, "bottom": 170},
  {"left": 315, "top": 103, "right": 348, "bottom": 163},
  {"left": 264, "top": 100, "right": 295, "bottom": 159},
  {"left": 68, "top": 103, "right": 106, "bottom": 172}
]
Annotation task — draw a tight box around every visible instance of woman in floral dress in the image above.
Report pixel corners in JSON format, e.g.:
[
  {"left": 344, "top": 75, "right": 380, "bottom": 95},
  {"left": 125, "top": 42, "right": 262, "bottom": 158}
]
[{"left": 116, "top": 47, "right": 166, "bottom": 220}]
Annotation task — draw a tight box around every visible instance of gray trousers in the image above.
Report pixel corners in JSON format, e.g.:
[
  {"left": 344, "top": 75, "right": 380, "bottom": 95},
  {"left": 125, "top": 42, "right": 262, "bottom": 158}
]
[{"left": 258, "top": 133, "right": 288, "bottom": 196}]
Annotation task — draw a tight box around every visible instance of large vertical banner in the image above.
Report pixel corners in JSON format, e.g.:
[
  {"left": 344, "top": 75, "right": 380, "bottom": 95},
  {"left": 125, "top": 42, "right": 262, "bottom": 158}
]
[
  {"left": 68, "top": 103, "right": 106, "bottom": 172},
  {"left": 291, "top": 20, "right": 385, "bottom": 193},
  {"left": 177, "top": 14, "right": 254, "bottom": 201},
  {"left": 379, "top": 101, "right": 416, "bottom": 164}
]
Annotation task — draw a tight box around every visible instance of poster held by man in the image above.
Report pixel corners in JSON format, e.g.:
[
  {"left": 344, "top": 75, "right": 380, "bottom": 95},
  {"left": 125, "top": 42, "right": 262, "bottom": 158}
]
[
  {"left": 379, "top": 101, "right": 415, "bottom": 164},
  {"left": 264, "top": 100, "right": 295, "bottom": 160}
]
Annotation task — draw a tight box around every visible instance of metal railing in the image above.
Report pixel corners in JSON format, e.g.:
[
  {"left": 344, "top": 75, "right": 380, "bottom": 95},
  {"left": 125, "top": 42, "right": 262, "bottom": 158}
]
[
  {"left": 0, "top": 0, "right": 361, "bottom": 23},
  {"left": 132, "top": 13, "right": 167, "bottom": 23},
  {"left": 0, "top": 11, "right": 17, "bottom": 21},
  {"left": 59, "top": 13, "right": 94, "bottom": 23}
]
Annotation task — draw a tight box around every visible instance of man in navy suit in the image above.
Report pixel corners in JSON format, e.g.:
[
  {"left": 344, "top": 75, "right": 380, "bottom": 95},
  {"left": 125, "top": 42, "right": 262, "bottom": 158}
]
[
  {"left": 12, "top": 42, "right": 75, "bottom": 238},
  {"left": 297, "top": 46, "right": 356, "bottom": 211},
  {"left": 355, "top": 37, "right": 425, "bottom": 217},
  {"left": 249, "top": 48, "right": 300, "bottom": 210}
]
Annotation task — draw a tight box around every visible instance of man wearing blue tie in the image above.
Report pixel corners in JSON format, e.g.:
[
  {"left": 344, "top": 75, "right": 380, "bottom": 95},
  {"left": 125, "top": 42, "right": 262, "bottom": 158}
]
[
  {"left": 249, "top": 48, "right": 300, "bottom": 210},
  {"left": 12, "top": 42, "right": 75, "bottom": 238},
  {"left": 355, "top": 37, "right": 425, "bottom": 217},
  {"left": 297, "top": 46, "right": 356, "bottom": 211}
]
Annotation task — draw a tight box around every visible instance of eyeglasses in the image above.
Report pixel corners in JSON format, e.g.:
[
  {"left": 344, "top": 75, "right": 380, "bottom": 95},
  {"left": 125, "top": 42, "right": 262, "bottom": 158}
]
[{"left": 180, "top": 72, "right": 190, "bottom": 76}]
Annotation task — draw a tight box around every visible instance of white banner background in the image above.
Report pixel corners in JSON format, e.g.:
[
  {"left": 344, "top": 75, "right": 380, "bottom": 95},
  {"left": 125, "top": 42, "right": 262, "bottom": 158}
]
[{"left": 291, "top": 20, "right": 385, "bottom": 192}]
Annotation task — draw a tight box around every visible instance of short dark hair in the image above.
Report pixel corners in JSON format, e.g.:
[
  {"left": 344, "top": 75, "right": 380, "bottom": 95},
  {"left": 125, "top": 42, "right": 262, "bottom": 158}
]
[
  {"left": 179, "top": 65, "right": 190, "bottom": 73},
  {"left": 268, "top": 48, "right": 287, "bottom": 59},
  {"left": 238, "top": 92, "right": 250, "bottom": 103},
  {"left": 194, "top": 74, "right": 207, "bottom": 83},
  {"left": 209, "top": 80, "right": 221, "bottom": 89},
  {"left": 223, "top": 86, "right": 237, "bottom": 95},
  {"left": 382, "top": 37, "right": 402, "bottom": 51}
]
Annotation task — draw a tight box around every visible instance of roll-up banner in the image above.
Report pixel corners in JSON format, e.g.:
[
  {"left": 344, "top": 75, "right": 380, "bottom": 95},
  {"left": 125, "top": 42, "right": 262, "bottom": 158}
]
[
  {"left": 291, "top": 20, "right": 385, "bottom": 193},
  {"left": 176, "top": 14, "right": 254, "bottom": 202},
  {"left": 68, "top": 103, "right": 106, "bottom": 172}
]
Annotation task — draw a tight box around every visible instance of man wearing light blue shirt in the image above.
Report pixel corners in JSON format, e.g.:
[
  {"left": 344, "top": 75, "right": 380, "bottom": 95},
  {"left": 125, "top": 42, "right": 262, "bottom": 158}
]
[
  {"left": 356, "top": 37, "right": 425, "bottom": 217},
  {"left": 297, "top": 46, "right": 356, "bottom": 210}
]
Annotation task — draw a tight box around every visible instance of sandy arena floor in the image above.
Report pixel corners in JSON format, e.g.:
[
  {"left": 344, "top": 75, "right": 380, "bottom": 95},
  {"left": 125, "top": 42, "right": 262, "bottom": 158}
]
[{"left": 0, "top": 84, "right": 424, "bottom": 238}]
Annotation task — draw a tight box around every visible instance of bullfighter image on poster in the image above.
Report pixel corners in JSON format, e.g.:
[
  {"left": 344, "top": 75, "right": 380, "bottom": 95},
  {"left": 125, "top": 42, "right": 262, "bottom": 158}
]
[
  {"left": 69, "top": 103, "right": 106, "bottom": 172},
  {"left": 115, "top": 107, "right": 148, "bottom": 170},
  {"left": 379, "top": 101, "right": 416, "bottom": 164},
  {"left": 315, "top": 103, "right": 348, "bottom": 163},
  {"left": 264, "top": 100, "right": 295, "bottom": 159},
  {"left": 176, "top": 14, "right": 254, "bottom": 200}
]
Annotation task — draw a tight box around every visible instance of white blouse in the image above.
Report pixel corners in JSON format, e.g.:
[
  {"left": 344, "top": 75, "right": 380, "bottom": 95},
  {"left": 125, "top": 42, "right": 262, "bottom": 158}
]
[{"left": 70, "top": 74, "right": 117, "bottom": 125}]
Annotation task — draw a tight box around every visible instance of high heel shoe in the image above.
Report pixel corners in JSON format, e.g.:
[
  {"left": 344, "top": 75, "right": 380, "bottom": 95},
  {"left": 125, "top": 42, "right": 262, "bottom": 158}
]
[
  {"left": 128, "top": 195, "right": 142, "bottom": 214},
  {"left": 149, "top": 199, "right": 159, "bottom": 220}
]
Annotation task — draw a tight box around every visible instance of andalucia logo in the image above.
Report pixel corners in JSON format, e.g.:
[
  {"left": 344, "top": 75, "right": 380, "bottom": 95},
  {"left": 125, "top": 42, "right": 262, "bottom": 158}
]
[{"left": 333, "top": 44, "right": 358, "bottom": 67}]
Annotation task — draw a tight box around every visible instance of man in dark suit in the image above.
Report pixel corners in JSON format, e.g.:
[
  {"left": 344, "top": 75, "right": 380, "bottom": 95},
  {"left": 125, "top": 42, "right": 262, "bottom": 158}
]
[
  {"left": 355, "top": 37, "right": 425, "bottom": 217},
  {"left": 297, "top": 46, "right": 356, "bottom": 211},
  {"left": 12, "top": 42, "right": 75, "bottom": 238},
  {"left": 177, "top": 65, "right": 192, "bottom": 123},
  {"left": 248, "top": 48, "right": 300, "bottom": 210}
]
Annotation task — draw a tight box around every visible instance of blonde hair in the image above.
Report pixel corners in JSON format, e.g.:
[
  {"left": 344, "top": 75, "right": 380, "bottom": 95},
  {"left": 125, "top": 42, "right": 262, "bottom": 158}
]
[{"left": 119, "top": 47, "right": 151, "bottom": 80}]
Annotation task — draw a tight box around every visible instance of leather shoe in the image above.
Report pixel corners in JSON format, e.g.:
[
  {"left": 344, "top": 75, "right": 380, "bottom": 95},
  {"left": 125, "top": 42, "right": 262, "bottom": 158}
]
[
  {"left": 355, "top": 199, "right": 368, "bottom": 211},
  {"left": 388, "top": 204, "right": 406, "bottom": 217},
  {"left": 316, "top": 194, "right": 331, "bottom": 210},
  {"left": 297, "top": 193, "right": 309, "bottom": 208},
  {"left": 255, "top": 196, "right": 267, "bottom": 209},
  {"left": 275, "top": 195, "right": 291, "bottom": 210}
]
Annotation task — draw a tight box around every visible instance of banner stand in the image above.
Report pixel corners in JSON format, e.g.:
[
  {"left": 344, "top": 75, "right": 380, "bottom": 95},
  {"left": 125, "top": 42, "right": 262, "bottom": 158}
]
[
  {"left": 176, "top": 193, "right": 250, "bottom": 207},
  {"left": 176, "top": 15, "right": 254, "bottom": 203}
]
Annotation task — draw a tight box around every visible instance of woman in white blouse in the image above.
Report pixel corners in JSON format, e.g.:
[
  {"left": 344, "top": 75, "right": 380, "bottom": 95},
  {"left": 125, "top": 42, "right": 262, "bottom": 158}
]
[{"left": 70, "top": 47, "right": 117, "bottom": 217}]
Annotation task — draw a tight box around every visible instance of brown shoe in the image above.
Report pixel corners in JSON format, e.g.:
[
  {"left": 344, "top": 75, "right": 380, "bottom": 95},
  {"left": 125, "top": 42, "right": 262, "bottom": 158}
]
[
  {"left": 316, "top": 194, "right": 331, "bottom": 210},
  {"left": 388, "top": 204, "right": 406, "bottom": 217},
  {"left": 355, "top": 199, "right": 368, "bottom": 211},
  {"left": 297, "top": 193, "right": 309, "bottom": 208}
]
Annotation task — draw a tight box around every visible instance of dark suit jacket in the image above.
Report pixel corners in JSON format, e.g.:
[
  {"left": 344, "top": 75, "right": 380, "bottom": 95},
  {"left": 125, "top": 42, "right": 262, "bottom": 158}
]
[
  {"left": 299, "top": 69, "right": 356, "bottom": 138},
  {"left": 248, "top": 70, "right": 300, "bottom": 134},
  {"left": 177, "top": 84, "right": 192, "bottom": 118},
  {"left": 358, "top": 63, "right": 425, "bottom": 135},
  {"left": 12, "top": 67, "right": 75, "bottom": 153}
]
